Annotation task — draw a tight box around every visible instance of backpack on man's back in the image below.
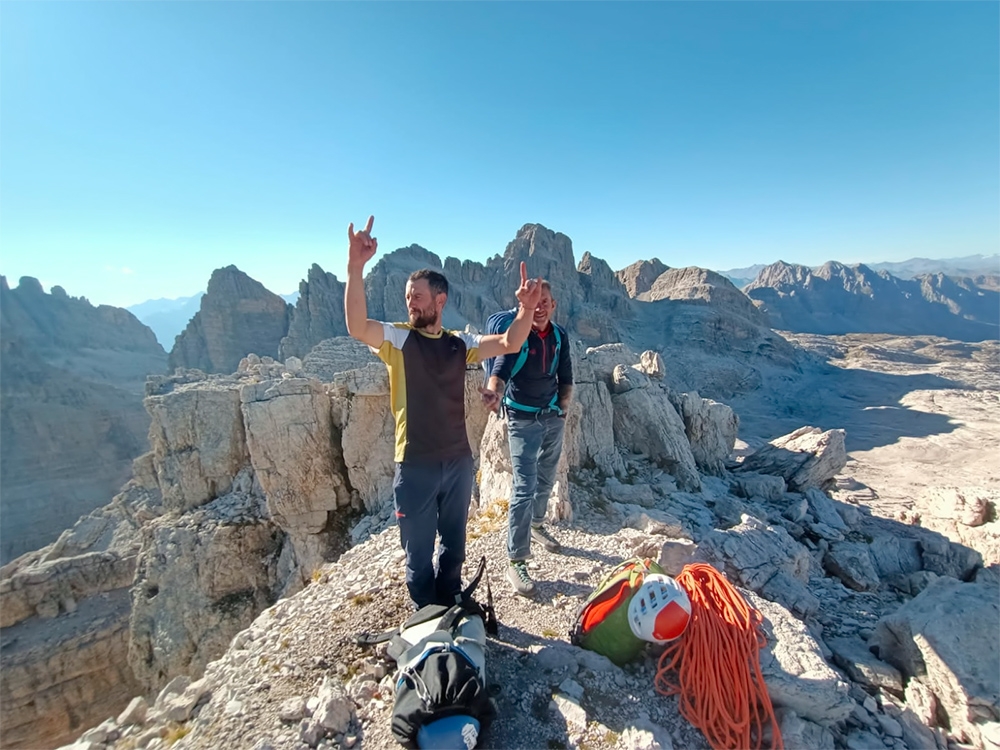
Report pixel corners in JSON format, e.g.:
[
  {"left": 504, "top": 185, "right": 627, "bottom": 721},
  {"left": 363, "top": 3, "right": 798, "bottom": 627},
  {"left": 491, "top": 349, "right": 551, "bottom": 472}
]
[{"left": 481, "top": 308, "right": 563, "bottom": 398}]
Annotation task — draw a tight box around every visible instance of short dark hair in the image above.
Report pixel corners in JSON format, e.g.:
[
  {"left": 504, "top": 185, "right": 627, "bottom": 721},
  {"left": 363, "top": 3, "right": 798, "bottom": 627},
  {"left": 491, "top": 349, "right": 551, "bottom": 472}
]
[{"left": 408, "top": 269, "right": 449, "bottom": 297}]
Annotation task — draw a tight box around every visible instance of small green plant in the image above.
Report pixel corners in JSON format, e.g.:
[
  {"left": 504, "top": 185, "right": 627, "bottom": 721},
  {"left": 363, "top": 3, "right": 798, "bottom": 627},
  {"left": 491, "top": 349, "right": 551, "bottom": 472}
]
[
  {"left": 311, "top": 569, "right": 323, "bottom": 583},
  {"left": 350, "top": 593, "right": 373, "bottom": 606},
  {"left": 541, "top": 628, "right": 560, "bottom": 639}
]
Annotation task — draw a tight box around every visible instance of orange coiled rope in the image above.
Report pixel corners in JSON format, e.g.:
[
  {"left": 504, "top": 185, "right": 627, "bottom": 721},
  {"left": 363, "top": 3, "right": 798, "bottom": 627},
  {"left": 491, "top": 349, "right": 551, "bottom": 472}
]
[{"left": 654, "top": 563, "right": 783, "bottom": 750}]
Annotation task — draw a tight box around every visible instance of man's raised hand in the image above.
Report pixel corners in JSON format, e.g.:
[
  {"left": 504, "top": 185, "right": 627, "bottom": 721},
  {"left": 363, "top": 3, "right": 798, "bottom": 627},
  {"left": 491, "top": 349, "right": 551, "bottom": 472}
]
[
  {"left": 514, "top": 261, "right": 543, "bottom": 311},
  {"left": 348, "top": 215, "right": 378, "bottom": 270}
]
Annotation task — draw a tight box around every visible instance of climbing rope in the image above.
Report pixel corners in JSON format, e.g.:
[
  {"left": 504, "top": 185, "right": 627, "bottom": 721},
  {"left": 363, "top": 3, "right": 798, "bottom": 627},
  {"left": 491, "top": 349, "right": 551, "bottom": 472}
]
[{"left": 654, "top": 563, "right": 784, "bottom": 750}]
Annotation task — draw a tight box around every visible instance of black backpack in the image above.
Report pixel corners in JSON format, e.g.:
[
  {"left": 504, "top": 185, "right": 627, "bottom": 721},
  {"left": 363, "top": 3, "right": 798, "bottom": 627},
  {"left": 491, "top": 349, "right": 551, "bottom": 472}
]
[{"left": 357, "top": 557, "right": 498, "bottom": 749}]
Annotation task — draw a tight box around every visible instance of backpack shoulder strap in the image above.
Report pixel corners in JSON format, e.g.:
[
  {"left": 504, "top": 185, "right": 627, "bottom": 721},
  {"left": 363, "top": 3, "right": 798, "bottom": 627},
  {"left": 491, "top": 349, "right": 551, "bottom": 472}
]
[
  {"left": 508, "top": 342, "right": 530, "bottom": 381},
  {"left": 356, "top": 627, "right": 398, "bottom": 648}
]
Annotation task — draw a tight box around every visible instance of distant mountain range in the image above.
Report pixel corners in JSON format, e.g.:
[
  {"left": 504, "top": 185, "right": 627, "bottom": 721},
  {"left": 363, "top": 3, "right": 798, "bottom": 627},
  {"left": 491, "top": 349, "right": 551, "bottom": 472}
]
[
  {"left": 128, "top": 255, "right": 997, "bottom": 348},
  {"left": 744, "top": 260, "right": 999, "bottom": 341},
  {"left": 718, "top": 253, "right": 999, "bottom": 288}
]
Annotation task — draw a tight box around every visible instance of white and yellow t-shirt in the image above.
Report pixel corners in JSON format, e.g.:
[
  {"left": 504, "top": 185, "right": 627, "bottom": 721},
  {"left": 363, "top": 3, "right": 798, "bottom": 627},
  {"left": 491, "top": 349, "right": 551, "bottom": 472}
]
[{"left": 371, "top": 322, "right": 482, "bottom": 463}]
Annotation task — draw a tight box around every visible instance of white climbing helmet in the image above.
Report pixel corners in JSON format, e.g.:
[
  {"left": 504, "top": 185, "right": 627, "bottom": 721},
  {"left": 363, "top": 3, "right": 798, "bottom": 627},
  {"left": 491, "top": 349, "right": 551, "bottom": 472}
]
[{"left": 627, "top": 574, "right": 692, "bottom": 643}]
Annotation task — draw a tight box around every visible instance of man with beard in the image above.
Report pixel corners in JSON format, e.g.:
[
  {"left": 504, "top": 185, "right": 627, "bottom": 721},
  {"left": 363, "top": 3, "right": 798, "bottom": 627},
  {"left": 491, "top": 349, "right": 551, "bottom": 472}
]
[{"left": 344, "top": 215, "right": 542, "bottom": 609}]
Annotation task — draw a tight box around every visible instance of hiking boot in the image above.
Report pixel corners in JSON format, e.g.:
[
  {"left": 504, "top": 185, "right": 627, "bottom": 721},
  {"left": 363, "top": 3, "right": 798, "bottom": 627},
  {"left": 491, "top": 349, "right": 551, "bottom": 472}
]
[
  {"left": 507, "top": 560, "right": 536, "bottom": 597},
  {"left": 531, "top": 524, "right": 561, "bottom": 553}
]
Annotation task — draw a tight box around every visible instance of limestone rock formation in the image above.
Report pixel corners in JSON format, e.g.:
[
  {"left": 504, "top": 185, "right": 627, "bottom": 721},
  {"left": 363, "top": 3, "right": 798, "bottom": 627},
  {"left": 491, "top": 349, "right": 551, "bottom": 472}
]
[
  {"left": 749, "top": 592, "right": 854, "bottom": 725},
  {"left": 4, "top": 333, "right": 995, "bottom": 750},
  {"left": 624, "top": 266, "right": 799, "bottom": 399},
  {"left": 278, "top": 264, "right": 348, "bottom": 360},
  {"left": 669, "top": 391, "right": 739, "bottom": 476},
  {"left": 745, "top": 261, "right": 1000, "bottom": 342},
  {"left": 0, "top": 277, "right": 167, "bottom": 564},
  {"left": 616, "top": 258, "right": 669, "bottom": 299},
  {"left": 870, "top": 576, "right": 1000, "bottom": 747},
  {"left": 611, "top": 386, "right": 701, "bottom": 492},
  {"left": 299, "top": 337, "right": 378, "bottom": 382},
  {"left": 168, "top": 266, "right": 291, "bottom": 374},
  {"left": 736, "top": 426, "right": 847, "bottom": 491},
  {"left": 128, "top": 487, "right": 283, "bottom": 689}
]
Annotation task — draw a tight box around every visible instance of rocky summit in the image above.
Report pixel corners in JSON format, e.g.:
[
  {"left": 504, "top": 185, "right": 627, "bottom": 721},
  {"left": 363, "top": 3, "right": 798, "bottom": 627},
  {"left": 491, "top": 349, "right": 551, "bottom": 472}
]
[
  {"left": 169, "top": 266, "right": 292, "bottom": 375},
  {"left": 0, "top": 331, "right": 996, "bottom": 750}
]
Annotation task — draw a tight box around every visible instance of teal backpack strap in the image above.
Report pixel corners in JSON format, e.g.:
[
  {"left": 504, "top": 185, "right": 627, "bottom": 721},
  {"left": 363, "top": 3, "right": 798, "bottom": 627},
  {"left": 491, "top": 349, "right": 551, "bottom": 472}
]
[
  {"left": 508, "top": 342, "right": 530, "bottom": 381},
  {"left": 503, "top": 325, "right": 565, "bottom": 415}
]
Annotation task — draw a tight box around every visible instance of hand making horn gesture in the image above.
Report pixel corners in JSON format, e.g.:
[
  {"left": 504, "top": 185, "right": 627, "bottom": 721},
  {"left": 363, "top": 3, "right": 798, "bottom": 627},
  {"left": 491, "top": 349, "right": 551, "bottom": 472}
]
[
  {"left": 514, "top": 261, "right": 543, "bottom": 311},
  {"left": 347, "top": 215, "right": 378, "bottom": 270}
]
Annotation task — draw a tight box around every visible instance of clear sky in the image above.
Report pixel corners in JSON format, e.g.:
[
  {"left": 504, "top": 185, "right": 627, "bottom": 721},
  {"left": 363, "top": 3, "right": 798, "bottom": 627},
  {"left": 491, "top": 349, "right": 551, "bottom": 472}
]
[{"left": 2, "top": 2, "right": 997, "bottom": 308}]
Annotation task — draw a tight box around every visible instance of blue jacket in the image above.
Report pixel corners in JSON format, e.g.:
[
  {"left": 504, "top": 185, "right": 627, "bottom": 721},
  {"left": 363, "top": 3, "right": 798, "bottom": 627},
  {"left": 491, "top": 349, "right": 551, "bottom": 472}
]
[{"left": 491, "top": 323, "right": 573, "bottom": 412}]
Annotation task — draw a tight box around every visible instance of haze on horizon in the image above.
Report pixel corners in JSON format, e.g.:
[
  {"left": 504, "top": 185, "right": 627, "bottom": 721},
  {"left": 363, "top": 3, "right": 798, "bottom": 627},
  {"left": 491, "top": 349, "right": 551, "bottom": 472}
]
[{"left": 1, "top": 2, "right": 997, "bottom": 309}]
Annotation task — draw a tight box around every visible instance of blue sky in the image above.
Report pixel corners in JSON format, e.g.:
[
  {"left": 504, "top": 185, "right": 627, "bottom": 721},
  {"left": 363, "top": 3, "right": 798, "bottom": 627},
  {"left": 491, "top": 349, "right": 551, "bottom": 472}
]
[{"left": 2, "top": 2, "right": 997, "bottom": 308}]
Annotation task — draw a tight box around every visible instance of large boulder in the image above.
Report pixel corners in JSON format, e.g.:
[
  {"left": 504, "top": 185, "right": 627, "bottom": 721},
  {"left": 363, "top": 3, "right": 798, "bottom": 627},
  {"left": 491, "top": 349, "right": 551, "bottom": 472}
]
[
  {"left": 611, "top": 387, "right": 701, "bottom": 491},
  {"left": 701, "top": 515, "right": 810, "bottom": 591},
  {"left": 669, "top": 391, "right": 738, "bottom": 476},
  {"left": 750, "top": 592, "right": 853, "bottom": 725},
  {"left": 826, "top": 636, "right": 904, "bottom": 696},
  {"left": 701, "top": 515, "right": 817, "bottom": 617},
  {"left": 329, "top": 366, "right": 395, "bottom": 514},
  {"left": 868, "top": 535, "right": 924, "bottom": 581},
  {"left": 823, "top": 542, "right": 880, "bottom": 592},
  {"left": 240, "top": 378, "right": 351, "bottom": 528},
  {"left": 300, "top": 337, "right": 378, "bottom": 383},
  {"left": 564, "top": 381, "right": 624, "bottom": 477},
  {"left": 869, "top": 576, "right": 1000, "bottom": 746},
  {"left": 736, "top": 427, "right": 847, "bottom": 491}
]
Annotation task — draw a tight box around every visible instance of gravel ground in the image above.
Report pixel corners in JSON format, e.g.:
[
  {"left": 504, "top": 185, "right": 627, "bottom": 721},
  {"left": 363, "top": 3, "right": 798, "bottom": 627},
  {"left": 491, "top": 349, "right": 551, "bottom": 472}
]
[{"left": 103, "top": 501, "right": 712, "bottom": 750}]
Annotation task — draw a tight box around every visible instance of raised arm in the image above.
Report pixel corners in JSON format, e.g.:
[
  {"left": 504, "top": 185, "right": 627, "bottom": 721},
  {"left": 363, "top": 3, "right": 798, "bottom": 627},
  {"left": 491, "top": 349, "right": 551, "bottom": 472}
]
[
  {"left": 344, "top": 215, "right": 385, "bottom": 349},
  {"left": 477, "top": 262, "right": 543, "bottom": 361}
]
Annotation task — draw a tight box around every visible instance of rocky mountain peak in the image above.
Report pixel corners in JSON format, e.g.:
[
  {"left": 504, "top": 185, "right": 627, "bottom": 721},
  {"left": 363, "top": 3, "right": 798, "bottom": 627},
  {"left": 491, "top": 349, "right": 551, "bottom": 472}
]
[
  {"left": 15, "top": 275, "right": 45, "bottom": 295},
  {"left": 205, "top": 265, "right": 278, "bottom": 298},
  {"left": 279, "top": 264, "right": 348, "bottom": 360},
  {"left": 503, "top": 224, "right": 576, "bottom": 278},
  {"left": 616, "top": 258, "right": 670, "bottom": 299},
  {"left": 169, "top": 265, "right": 291, "bottom": 374},
  {"left": 744, "top": 260, "right": 812, "bottom": 290}
]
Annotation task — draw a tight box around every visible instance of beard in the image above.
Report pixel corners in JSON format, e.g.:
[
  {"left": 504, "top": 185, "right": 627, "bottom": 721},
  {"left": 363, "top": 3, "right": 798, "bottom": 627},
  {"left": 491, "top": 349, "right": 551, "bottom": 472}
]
[{"left": 409, "top": 308, "right": 439, "bottom": 329}]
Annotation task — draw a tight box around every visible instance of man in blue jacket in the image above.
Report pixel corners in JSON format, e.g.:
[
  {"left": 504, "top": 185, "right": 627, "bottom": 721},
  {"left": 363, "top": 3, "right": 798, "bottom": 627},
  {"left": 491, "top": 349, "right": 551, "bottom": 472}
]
[{"left": 481, "top": 281, "right": 573, "bottom": 596}]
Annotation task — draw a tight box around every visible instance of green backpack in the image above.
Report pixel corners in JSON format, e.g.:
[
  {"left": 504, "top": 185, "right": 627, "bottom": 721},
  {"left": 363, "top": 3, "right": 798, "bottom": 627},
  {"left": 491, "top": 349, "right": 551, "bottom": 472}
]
[{"left": 569, "top": 558, "right": 666, "bottom": 666}]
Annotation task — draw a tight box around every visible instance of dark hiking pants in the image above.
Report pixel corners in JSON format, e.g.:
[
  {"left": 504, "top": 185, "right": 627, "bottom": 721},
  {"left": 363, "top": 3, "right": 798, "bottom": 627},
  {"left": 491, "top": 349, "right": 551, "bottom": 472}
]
[{"left": 393, "top": 455, "right": 474, "bottom": 608}]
